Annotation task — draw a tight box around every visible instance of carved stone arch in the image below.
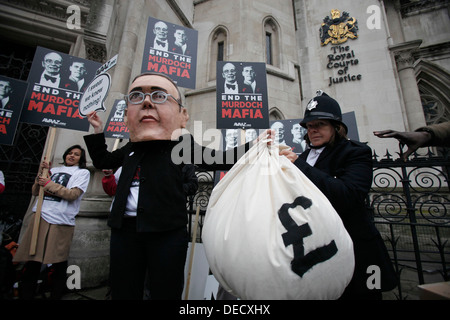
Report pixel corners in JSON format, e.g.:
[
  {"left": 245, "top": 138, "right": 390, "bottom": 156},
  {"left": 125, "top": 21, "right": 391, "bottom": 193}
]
[
  {"left": 414, "top": 59, "right": 450, "bottom": 124},
  {"left": 208, "top": 25, "right": 229, "bottom": 82},
  {"left": 269, "top": 107, "right": 285, "bottom": 121}
]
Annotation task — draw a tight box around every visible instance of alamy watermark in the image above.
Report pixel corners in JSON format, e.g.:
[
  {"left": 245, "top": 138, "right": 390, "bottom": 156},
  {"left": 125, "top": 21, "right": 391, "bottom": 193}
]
[
  {"left": 366, "top": 265, "right": 381, "bottom": 290},
  {"left": 66, "top": 5, "right": 81, "bottom": 30},
  {"left": 66, "top": 264, "right": 81, "bottom": 290},
  {"left": 366, "top": 5, "right": 382, "bottom": 30},
  {"left": 65, "top": 5, "right": 383, "bottom": 31}
]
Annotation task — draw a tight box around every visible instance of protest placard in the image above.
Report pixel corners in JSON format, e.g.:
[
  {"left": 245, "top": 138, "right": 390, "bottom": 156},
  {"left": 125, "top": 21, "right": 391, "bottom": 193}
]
[
  {"left": 20, "top": 46, "right": 101, "bottom": 131},
  {"left": 216, "top": 61, "right": 269, "bottom": 129},
  {"left": 103, "top": 99, "right": 129, "bottom": 140},
  {"left": 141, "top": 17, "right": 198, "bottom": 89},
  {"left": 78, "top": 73, "right": 111, "bottom": 117},
  {"left": 0, "top": 75, "right": 28, "bottom": 145}
]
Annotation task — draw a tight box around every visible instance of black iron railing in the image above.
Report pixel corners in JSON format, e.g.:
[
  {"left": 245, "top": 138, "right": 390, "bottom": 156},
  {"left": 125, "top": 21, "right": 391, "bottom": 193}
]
[{"left": 370, "top": 146, "right": 449, "bottom": 299}]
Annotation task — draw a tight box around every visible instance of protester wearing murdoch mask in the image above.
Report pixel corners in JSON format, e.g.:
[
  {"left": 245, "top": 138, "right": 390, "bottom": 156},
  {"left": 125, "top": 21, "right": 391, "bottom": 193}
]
[
  {"left": 281, "top": 91, "right": 398, "bottom": 299},
  {"left": 84, "top": 72, "right": 274, "bottom": 300}
]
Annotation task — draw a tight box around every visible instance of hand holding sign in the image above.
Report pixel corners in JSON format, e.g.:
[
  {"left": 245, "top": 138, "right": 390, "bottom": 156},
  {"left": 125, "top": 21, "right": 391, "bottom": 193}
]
[
  {"left": 79, "top": 73, "right": 111, "bottom": 117},
  {"left": 86, "top": 111, "right": 104, "bottom": 134}
]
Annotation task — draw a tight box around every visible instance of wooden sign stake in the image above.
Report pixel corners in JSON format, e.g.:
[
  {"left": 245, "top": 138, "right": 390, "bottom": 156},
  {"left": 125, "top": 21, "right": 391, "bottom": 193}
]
[
  {"left": 184, "top": 206, "right": 201, "bottom": 300},
  {"left": 29, "top": 126, "right": 56, "bottom": 255}
]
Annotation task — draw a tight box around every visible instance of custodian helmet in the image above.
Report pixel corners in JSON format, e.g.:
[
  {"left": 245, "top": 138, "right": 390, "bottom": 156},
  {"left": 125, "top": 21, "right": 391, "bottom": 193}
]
[{"left": 300, "top": 90, "right": 348, "bottom": 133}]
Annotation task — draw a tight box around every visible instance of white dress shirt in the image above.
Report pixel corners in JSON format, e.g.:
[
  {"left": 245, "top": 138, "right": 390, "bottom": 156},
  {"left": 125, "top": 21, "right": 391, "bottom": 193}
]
[{"left": 306, "top": 146, "right": 325, "bottom": 166}]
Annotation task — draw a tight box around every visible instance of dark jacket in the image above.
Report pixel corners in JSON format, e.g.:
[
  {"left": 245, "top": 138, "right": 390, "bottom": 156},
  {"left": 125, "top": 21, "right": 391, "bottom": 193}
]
[
  {"left": 84, "top": 133, "right": 248, "bottom": 232},
  {"left": 295, "top": 138, "right": 397, "bottom": 294}
]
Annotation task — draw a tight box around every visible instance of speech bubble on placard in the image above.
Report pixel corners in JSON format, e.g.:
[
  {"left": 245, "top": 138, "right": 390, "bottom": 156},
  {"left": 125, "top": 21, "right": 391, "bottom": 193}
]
[{"left": 79, "top": 73, "right": 111, "bottom": 117}]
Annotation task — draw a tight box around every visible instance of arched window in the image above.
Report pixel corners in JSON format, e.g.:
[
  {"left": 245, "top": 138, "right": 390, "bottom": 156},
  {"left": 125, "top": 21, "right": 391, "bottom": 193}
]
[
  {"left": 209, "top": 26, "right": 228, "bottom": 81},
  {"left": 269, "top": 107, "right": 284, "bottom": 121},
  {"left": 264, "top": 17, "right": 280, "bottom": 68},
  {"left": 415, "top": 60, "right": 450, "bottom": 125}
]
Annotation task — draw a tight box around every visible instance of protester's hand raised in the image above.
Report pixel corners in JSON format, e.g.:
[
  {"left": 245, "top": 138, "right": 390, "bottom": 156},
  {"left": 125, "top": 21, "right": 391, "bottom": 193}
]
[
  {"left": 87, "top": 111, "right": 104, "bottom": 134},
  {"left": 373, "top": 129, "right": 432, "bottom": 161}
]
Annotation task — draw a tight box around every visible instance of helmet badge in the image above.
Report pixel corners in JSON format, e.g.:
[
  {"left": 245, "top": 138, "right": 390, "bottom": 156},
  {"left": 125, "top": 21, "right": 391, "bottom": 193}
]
[{"left": 307, "top": 99, "right": 318, "bottom": 111}]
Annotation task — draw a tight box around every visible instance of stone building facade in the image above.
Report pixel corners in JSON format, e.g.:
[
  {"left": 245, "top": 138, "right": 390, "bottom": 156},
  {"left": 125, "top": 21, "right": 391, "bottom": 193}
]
[{"left": 0, "top": 0, "right": 448, "bottom": 287}]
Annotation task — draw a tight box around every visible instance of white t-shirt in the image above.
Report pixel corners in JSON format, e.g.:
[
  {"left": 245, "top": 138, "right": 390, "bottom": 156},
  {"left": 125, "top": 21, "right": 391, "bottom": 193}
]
[
  {"left": 33, "top": 165, "right": 90, "bottom": 226},
  {"left": 111, "top": 166, "right": 139, "bottom": 217}
]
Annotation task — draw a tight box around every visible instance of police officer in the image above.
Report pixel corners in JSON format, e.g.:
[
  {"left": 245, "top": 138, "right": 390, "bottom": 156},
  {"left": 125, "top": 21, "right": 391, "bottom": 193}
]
[{"left": 281, "top": 91, "right": 398, "bottom": 299}]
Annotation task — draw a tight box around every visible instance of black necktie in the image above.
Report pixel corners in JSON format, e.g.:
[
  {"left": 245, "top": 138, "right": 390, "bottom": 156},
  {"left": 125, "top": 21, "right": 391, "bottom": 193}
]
[
  {"left": 156, "top": 40, "right": 166, "bottom": 47},
  {"left": 226, "top": 84, "right": 236, "bottom": 90},
  {"left": 44, "top": 74, "right": 57, "bottom": 83}
]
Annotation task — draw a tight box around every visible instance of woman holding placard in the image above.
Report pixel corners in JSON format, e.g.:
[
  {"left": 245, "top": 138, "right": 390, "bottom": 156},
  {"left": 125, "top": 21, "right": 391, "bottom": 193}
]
[{"left": 14, "top": 145, "right": 90, "bottom": 299}]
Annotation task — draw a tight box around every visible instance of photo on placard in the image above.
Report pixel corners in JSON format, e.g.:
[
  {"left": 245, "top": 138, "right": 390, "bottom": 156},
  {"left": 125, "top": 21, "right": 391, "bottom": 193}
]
[
  {"left": 216, "top": 61, "right": 269, "bottom": 129},
  {"left": 141, "top": 17, "right": 198, "bottom": 89},
  {"left": 289, "top": 120, "right": 308, "bottom": 155},
  {"left": 244, "top": 128, "right": 260, "bottom": 143},
  {"left": 270, "top": 119, "right": 308, "bottom": 155},
  {"left": 20, "top": 46, "right": 101, "bottom": 132},
  {"left": 104, "top": 99, "right": 130, "bottom": 140},
  {"left": 270, "top": 120, "right": 288, "bottom": 145},
  {"left": 221, "top": 128, "right": 241, "bottom": 151},
  {"left": 269, "top": 112, "right": 360, "bottom": 155},
  {"left": 0, "top": 75, "right": 28, "bottom": 145}
]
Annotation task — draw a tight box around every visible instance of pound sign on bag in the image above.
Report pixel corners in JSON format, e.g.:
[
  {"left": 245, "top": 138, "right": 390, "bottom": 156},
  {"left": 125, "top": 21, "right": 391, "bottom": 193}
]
[{"left": 278, "top": 196, "right": 338, "bottom": 277}]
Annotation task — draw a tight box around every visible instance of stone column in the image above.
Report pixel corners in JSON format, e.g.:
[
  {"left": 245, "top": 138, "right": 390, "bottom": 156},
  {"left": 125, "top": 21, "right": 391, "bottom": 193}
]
[
  {"left": 389, "top": 40, "right": 426, "bottom": 131},
  {"left": 109, "top": 0, "right": 145, "bottom": 99},
  {"left": 84, "top": 0, "right": 116, "bottom": 63},
  {"left": 68, "top": 0, "right": 147, "bottom": 289}
]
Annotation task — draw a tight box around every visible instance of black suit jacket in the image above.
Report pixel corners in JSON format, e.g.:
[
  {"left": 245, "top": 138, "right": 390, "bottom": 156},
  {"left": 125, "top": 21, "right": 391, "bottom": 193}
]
[
  {"left": 240, "top": 82, "right": 261, "bottom": 94},
  {"left": 171, "top": 43, "right": 190, "bottom": 56},
  {"left": 1, "top": 99, "right": 17, "bottom": 110},
  {"left": 84, "top": 133, "right": 249, "bottom": 232},
  {"left": 295, "top": 138, "right": 397, "bottom": 294},
  {"left": 62, "top": 78, "right": 88, "bottom": 92}
]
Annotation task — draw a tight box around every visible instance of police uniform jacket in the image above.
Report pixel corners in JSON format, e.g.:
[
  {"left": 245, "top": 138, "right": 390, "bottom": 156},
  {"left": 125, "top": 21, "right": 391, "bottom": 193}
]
[{"left": 294, "top": 138, "right": 397, "bottom": 293}]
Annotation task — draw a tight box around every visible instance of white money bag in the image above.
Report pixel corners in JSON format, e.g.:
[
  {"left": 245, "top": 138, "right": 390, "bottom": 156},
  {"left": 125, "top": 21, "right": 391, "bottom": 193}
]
[{"left": 202, "top": 139, "right": 355, "bottom": 300}]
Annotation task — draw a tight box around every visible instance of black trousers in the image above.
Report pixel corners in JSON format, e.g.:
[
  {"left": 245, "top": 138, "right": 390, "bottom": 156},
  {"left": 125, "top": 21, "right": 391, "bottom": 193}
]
[
  {"left": 19, "top": 260, "right": 68, "bottom": 300},
  {"left": 110, "top": 218, "right": 189, "bottom": 300}
]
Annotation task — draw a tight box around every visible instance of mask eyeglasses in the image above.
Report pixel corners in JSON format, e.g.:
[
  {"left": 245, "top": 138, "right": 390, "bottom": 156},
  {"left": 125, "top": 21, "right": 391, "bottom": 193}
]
[
  {"left": 126, "top": 90, "right": 183, "bottom": 108},
  {"left": 45, "top": 59, "right": 62, "bottom": 66}
]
